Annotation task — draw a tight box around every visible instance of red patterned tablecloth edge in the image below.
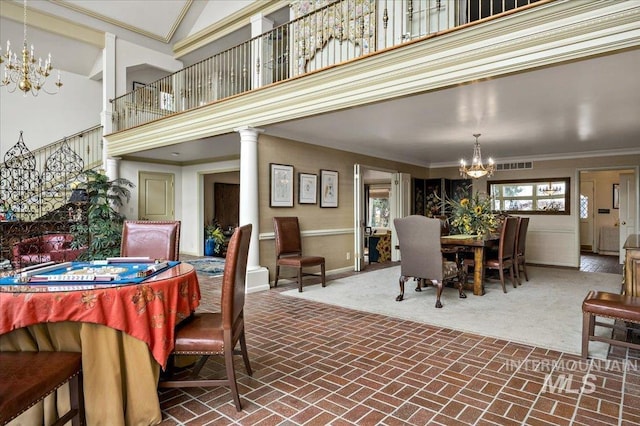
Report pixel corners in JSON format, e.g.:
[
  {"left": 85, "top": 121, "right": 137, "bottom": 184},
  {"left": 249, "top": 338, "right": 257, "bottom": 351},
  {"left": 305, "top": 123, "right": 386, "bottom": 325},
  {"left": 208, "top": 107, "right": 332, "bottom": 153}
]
[{"left": 0, "top": 267, "right": 201, "bottom": 369}]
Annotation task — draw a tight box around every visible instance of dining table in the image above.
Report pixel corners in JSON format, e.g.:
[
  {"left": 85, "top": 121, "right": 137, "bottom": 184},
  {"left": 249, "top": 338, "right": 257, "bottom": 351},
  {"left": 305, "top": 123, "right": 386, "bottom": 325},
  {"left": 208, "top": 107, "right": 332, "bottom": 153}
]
[
  {"left": 0, "top": 261, "right": 201, "bottom": 426},
  {"left": 441, "top": 234, "right": 499, "bottom": 296}
]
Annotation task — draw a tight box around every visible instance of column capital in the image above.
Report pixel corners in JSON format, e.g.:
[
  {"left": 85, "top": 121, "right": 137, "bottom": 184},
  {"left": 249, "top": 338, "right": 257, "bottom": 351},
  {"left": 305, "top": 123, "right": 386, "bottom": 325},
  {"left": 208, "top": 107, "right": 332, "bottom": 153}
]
[{"left": 234, "top": 126, "right": 265, "bottom": 135}]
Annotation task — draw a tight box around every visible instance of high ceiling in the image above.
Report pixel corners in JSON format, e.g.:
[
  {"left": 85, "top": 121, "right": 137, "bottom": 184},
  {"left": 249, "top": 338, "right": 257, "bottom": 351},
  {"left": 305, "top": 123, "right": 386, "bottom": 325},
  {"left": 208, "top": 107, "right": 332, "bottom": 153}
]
[{"left": 1, "top": 1, "right": 639, "bottom": 167}]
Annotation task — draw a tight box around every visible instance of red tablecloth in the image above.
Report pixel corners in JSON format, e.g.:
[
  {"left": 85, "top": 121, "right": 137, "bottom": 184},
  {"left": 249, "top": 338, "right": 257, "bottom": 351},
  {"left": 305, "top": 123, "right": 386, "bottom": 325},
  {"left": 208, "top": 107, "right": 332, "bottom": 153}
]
[{"left": 0, "top": 263, "right": 200, "bottom": 369}]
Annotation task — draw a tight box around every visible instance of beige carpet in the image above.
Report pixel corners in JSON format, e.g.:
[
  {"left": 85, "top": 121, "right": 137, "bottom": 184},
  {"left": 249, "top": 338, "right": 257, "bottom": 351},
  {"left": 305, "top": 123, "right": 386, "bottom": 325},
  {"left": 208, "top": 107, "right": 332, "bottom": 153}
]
[{"left": 282, "top": 266, "right": 622, "bottom": 358}]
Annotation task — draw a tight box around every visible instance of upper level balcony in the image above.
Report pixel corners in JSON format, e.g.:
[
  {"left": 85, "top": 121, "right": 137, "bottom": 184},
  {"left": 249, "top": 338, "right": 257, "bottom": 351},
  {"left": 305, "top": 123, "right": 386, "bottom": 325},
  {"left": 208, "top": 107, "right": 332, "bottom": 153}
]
[{"left": 110, "top": 0, "right": 545, "bottom": 133}]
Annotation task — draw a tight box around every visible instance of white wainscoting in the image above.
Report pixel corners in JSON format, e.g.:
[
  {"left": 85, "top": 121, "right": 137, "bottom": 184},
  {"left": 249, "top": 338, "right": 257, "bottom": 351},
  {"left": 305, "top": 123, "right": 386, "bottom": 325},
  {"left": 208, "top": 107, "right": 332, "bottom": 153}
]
[{"left": 527, "top": 228, "right": 578, "bottom": 267}]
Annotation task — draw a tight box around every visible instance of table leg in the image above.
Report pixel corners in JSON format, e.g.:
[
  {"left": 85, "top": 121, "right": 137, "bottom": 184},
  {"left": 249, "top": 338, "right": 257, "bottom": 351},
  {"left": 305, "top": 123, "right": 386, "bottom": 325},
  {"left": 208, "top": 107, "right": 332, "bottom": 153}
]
[{"left": 473, "top": 247, "right": 485, "bottom": 296}]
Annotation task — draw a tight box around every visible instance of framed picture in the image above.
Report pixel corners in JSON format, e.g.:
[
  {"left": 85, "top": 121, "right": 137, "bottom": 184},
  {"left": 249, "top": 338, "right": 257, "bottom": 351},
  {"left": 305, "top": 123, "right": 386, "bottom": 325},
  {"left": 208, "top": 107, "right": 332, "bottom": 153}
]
[
  {"left": 132, "top": 81, "right": 146, "bottom": 90},
  {"left": 298, "top": 172, "right": 317, "bottom": 204},
  {"left": 613, "top": 183, "right": 620, "bottom": 209},
  {"left": 320, "top": 169, "right": 338, "bottom": 208},
  {"left": 270, "top": 163, "right": 294, "bottom": 207}
]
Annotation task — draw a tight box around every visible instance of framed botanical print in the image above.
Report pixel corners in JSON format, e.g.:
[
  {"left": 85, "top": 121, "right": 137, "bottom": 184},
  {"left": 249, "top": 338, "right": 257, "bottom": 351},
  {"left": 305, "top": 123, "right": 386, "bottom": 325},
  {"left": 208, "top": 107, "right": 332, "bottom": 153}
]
[
  {"left": 320, "top": 169, "right": 338, "bottom": 208},
  {"left": 270, "top": 163, "right": 294, "bottom": 207},
  {"left": 298, "top": 172, "right": 317, "bottom": 204}
]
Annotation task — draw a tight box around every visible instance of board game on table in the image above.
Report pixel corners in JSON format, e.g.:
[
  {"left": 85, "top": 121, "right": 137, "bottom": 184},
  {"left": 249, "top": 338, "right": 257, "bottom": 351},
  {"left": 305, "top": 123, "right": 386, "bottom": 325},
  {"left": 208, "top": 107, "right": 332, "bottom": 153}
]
[{"left": 0, "top": 257, "right": 180, "bottom": 291}]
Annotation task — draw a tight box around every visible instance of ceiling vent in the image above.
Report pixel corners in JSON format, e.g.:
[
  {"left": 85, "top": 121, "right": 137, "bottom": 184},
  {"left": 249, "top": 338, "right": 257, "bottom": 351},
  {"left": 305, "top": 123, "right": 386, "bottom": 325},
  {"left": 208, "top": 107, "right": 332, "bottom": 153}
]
[{"left": 496, "top": 161, "right": 533, "bottom": 171}]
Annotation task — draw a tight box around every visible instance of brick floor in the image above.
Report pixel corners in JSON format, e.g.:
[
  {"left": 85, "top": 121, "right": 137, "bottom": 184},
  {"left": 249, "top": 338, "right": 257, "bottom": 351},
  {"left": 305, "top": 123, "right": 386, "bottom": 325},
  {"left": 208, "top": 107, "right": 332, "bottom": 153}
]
[{"left": 158, "top": 256, "right": 637, "bottom": 425}]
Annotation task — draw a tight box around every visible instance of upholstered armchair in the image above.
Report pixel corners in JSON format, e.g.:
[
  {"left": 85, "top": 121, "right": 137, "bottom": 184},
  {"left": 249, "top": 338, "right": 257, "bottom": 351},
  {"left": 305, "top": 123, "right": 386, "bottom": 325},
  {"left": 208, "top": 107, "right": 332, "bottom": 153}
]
[{"left": 394, "top": 215, "right": 466, "bottom": 308}]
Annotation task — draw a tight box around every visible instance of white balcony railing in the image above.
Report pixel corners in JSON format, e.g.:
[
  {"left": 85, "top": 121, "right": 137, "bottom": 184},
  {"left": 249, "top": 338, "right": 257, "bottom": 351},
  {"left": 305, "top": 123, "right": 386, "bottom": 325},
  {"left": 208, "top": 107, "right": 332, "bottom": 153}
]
[{"left": 111, "top": 0, "right": 542, "bottom": 132}]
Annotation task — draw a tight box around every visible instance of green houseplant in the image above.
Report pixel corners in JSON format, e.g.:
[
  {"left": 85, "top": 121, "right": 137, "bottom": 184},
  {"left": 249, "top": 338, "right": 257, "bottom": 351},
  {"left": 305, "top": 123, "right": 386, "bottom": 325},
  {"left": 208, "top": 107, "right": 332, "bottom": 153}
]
[
  {"left": 205, "top": 224, "right": 225, "bottom": 256},
  {"left": 70, "top": 170, "right": 135, "bottom": 259}
]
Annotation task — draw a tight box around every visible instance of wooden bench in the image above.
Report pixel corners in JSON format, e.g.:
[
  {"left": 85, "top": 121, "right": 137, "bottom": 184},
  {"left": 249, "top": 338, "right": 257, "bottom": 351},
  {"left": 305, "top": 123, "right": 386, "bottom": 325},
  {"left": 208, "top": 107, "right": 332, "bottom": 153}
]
[
  {"left": 0, "top": 351, "right": 84, "bottom": 426},
  {"left": 582, "top": 290, "right": 640, "bottom": 359}
]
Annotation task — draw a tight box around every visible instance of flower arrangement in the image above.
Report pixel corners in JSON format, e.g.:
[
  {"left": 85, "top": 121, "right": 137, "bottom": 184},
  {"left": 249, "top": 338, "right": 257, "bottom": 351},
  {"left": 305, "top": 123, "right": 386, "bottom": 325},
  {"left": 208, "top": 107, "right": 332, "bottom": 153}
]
[{"left": 446, "top": 192, "right": 499, "bottom": 236}]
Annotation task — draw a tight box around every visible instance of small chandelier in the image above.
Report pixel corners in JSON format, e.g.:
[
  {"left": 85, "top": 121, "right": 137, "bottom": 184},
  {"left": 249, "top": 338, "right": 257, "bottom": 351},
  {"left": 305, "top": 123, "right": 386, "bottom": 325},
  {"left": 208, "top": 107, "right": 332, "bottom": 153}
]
[
  {"left": 539, "top": 181, "right": 562, "bottom": 196},
  {"left": 459, "top": 133, "right": 495, "bottom": 179},
  {"left": 1, "top": 0, "right": 62, "bottom": 96}
]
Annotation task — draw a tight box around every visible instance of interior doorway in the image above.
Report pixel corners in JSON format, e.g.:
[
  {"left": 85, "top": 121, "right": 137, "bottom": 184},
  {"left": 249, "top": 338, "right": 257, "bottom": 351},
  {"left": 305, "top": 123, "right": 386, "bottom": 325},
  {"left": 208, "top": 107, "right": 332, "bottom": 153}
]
[
  {"left": 203, "top": 170, "right": 240, "bottom": 251},
  {"left": 578, "top": 167, "right": 638, "bottom": 266},
  {"left": 355, "top": 166, "right": 395, "bottom": 271}
]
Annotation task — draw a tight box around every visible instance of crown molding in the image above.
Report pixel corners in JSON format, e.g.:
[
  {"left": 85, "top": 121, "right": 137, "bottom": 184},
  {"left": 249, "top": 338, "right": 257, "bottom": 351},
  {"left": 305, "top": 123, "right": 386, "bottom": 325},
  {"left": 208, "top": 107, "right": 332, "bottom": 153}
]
[
  {"left": 173, "top": 0, "right": 287, "bottom": 59},
  {"left": 1, "top": 1, "right": 104, "bottom": 48},
  {"left": 51, "top": 0, "right": 192, "bottom": 43}
]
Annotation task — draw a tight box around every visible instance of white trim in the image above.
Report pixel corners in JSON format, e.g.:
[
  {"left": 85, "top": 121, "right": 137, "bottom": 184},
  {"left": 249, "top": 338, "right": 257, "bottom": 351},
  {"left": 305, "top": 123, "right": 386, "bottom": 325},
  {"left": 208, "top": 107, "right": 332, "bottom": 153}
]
[{"left": 259, "top": 227, "right": 353, "bottom": 241}]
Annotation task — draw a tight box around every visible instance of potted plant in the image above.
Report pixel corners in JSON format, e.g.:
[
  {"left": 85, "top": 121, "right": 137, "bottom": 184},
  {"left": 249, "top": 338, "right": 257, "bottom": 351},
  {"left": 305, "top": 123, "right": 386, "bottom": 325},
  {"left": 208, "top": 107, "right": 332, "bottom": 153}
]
[
  {"left": 70, "top": 170, "right": 135, "bottom": 259},
  {"left": 204, "top": 223, "right": 225, "bottom": 256}
]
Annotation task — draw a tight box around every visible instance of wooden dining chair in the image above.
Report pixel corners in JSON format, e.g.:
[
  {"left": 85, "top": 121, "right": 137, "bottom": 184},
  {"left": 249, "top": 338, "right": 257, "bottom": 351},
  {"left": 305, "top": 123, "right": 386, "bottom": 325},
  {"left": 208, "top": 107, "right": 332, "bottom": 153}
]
[
  {"left": 394, "top": 215, "right": 466, "bottom": 308},
  {"left": 120, "top": 220, "right": 181, "bottom": 260},
  {"left": 158, "top": 224, "right": 253, "bottom": 411},
  {"left": 0, "top": 351, "right": 84, "bottom": 426},
  {"left": 273, "top": 217, "right": 325, "bottom": 292},
  {"left": 484, "top": 216, "right": 519, "bottom": 293},
  {"left": 515, "top": 217, "right": 530, "bottom": 284}
]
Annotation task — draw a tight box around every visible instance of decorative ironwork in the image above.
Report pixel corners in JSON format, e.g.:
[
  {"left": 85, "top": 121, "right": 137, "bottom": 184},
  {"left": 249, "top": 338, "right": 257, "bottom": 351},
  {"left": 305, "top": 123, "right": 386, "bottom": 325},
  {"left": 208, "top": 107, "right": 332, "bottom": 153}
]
[{"left": 0, "top": 131, "right": 87, "bottom": 269}]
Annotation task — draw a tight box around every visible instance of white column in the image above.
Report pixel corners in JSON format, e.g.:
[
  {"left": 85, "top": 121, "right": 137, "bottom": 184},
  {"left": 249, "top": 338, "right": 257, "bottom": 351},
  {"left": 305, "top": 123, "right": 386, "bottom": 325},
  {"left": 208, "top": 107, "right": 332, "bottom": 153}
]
[
  {"left": 105, "top": 157, "right": 120, "bottom": 181},
  {"left": 101, "top": 33, "right": 116, "bottom": 171},
  {"left": 105, "top": 156, "right": 122, "bottom": 214},
  {"left": 236, "top": 126, "right": 270, "bottom": 293},
  {"left": 250, "top": 13, "right": 274, "bottom": 89}
]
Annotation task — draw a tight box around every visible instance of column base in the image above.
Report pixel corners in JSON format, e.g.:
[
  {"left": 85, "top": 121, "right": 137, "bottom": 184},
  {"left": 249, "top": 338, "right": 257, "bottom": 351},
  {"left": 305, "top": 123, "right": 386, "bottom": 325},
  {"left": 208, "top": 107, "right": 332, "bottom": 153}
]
[{"left": 246, "top": 266, "right": 270, "bottom": 293}]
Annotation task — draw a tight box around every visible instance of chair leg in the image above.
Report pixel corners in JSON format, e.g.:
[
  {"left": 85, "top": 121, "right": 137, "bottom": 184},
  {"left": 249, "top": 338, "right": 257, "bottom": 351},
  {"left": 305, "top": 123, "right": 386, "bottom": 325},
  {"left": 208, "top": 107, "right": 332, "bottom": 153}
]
[
  {"left": 509, "top": 264, "right": 517, "bottom": 288},
  {"left": 434, "top": 280, "right": 443, "bottom": 308},
  {"left": 224, "top": 346, "right": 243, "bottom": 411},
  {"left": 396, "top": 276, "right": 407, "bottom": 301},
  {"left": 498, "top": 268, "right": 507, "bottom": 293},
  {"left": 582, "top": 312, "right": 595, "bottom": 359},
  {"left": 522, "top": 261, "right": 529, "bottom": 281},
  {"left": 457, "top": 280, "right": 467, "bottom": 299},
  {"left": 239, "top": 330, "right": 252, "bottom": 376},
  {"left": 69, "top": 371, "right": 83, "bottom": 426},
  {"left": 321, "top": 263, "right": 326, "bottom": 287},
  {"left": 190, "top": 355, "right": 210, "bottom": 378},
  {"left": 274, "top": 265, "right": 280, "bottom": 287},
  {"left": 297, "top": 268, "right": 303, "bottom": 292}
]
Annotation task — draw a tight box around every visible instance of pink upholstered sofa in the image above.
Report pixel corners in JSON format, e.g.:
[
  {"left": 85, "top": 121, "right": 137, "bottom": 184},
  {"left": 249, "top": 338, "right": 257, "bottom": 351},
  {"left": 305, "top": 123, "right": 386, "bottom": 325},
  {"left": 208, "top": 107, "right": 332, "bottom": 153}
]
[{"left": 11, "top": 234, "right": 86, "bottom": 269}]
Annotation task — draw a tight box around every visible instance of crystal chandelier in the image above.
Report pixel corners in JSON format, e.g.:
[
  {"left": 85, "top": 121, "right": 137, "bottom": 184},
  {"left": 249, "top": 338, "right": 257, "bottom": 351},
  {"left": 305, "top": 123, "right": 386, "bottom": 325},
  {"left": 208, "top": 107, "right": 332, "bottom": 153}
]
[
  {"left": 539, "top": 181, "right": 562, "bottom": 196},
  {"left": 459, "top": 133, "right": 495, "bottom": 179},
  {"left": 1, "top": 0, "right": 62, "bottom": 96}
]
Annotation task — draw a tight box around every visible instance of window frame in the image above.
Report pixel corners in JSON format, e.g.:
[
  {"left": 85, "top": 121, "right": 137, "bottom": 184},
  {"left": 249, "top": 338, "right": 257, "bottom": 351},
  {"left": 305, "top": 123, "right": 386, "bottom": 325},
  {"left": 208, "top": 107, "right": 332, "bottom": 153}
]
[{"left": 487, "top": 177, "right": 571, "bottom": 215}]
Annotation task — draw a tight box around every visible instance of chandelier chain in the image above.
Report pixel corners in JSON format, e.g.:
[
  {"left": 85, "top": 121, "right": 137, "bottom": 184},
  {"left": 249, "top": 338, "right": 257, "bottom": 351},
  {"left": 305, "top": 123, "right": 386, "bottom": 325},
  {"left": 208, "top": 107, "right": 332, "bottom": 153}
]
[{"left": 1, "top": 0, "right": 63, "bottom": 96}]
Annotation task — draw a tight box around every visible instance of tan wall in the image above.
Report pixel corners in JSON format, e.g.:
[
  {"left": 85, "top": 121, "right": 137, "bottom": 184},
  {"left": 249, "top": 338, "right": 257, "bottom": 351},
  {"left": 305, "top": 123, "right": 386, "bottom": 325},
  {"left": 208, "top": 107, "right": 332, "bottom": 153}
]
[
  {"left": 257, "top": 134, "right": 426, "bottom": 281},
  {"left": 430, "top": 155, "right": 640, "bottom": 267}
]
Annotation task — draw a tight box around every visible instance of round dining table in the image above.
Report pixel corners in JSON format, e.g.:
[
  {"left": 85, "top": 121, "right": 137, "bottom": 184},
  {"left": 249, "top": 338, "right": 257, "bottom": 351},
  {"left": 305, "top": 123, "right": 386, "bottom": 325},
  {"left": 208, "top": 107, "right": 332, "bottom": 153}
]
[{"left": 0, "top": 262, "right": 201, "bottom": 426}]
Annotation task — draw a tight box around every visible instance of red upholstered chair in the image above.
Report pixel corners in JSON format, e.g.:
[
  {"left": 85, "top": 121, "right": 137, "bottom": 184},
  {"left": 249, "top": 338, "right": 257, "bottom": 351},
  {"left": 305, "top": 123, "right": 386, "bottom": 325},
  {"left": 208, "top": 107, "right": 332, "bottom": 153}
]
[
  {"left": 120, "top": 220, "right": 181, "bottom": 260},
  {"left": 515, "top": 217, "right": 530, "bottom": 284},
  {"left": 158, "top": 224, "right": 253, "bottom": 411},
  {"left": 273, "top": 217, "right": 326, "bottom": 292},
  {"left": 0, "top": 351, "right": 84, "bottom": 426}
]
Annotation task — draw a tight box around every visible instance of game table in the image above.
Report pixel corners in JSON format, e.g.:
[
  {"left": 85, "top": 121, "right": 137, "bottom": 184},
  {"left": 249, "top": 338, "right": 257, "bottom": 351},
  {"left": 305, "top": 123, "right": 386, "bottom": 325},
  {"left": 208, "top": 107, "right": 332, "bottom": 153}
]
[{"left": 0, "top": 259, "right": 201, "bottom": 426}]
